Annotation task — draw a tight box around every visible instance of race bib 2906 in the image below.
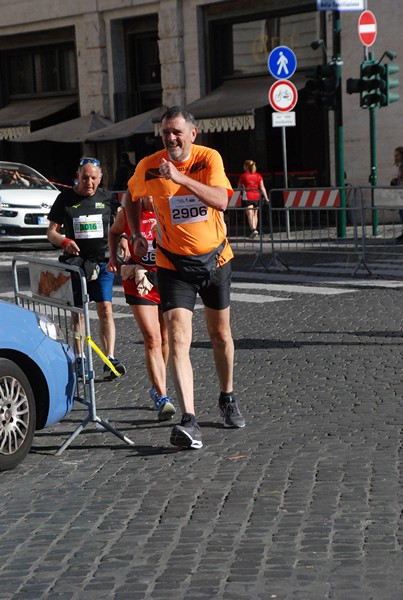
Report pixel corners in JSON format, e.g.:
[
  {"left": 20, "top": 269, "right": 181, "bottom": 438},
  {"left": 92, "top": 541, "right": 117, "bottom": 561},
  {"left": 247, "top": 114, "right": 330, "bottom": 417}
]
[{"left": 169, "top": 195, "right": 208, "bottom": 225}]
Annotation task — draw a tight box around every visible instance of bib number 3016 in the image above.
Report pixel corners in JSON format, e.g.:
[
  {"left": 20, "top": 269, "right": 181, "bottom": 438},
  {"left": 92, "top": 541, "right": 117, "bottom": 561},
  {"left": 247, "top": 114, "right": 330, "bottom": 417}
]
[{"left": 169, "top": 195, "right": 208, "bottom": 225}]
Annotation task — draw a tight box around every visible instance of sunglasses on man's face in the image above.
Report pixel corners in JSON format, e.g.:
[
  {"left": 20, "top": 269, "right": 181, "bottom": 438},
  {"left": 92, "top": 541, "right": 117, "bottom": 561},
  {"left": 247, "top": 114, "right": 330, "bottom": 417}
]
[{"left": 79, "top": 157, "right": 101, "bottom": 167}]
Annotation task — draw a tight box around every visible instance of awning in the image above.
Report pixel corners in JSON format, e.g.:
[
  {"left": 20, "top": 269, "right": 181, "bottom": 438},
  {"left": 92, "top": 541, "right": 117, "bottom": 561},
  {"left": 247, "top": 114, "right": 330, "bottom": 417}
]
[
  {"left": 12, "top": 112, "right": 113, "bottom": 143},
  {"left": 184, "top": 75, "right": 305, "bottom": 133},
  {"left": 85, "top": 106, "right": 167, "bottom": 142},
  {"left": 0, "top": 97, "right": 77, "bottom": 140}
]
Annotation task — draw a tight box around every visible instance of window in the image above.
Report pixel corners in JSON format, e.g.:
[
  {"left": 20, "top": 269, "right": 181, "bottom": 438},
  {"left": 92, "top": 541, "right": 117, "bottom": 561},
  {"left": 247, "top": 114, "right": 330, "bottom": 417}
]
[
  {"left": 209, "top": 10, "right": 320, "bottom": 85},
  {"left": 6, "top": 44, "right": 77, "bottom": 98},
  {"left": 120, "top": 15, "right": 162, "bottom": 117},
  {"left": 127, "top": 31, "right": 162, "bottom": 113}
]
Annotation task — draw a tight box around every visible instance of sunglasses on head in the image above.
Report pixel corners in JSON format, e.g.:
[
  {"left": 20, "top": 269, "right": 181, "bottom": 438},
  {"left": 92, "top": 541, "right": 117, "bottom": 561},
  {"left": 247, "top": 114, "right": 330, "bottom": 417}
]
[{"left": 79, "top": 157, "right": 101, "bottom": 167}]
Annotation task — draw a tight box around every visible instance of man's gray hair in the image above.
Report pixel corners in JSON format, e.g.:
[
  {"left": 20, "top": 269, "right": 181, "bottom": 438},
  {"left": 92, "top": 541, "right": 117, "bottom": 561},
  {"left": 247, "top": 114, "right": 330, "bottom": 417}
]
[{"left": 162, "top": 106, "right": 197, "bottom": 127}]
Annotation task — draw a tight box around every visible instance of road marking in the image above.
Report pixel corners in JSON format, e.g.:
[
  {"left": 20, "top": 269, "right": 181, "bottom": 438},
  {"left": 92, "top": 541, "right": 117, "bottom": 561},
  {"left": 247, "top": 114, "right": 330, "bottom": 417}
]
[
  {"left": 235, "top": 270, "right": 403, "bottom": 288},
  {"left": 231, "top": 282, "right": 356, "bottom": 295},
  {"left": 1, "top": 261, "right": 400, "bottom": 320},
  {"left": 231, "top": 292, "right": 291, "bottom": 303}
]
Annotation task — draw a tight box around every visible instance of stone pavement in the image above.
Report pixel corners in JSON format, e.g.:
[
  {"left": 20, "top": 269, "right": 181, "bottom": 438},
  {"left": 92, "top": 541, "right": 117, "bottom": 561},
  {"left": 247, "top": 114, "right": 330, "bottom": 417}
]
[{"left": 0, "top": 252, "right": 403, "bottom": 600}]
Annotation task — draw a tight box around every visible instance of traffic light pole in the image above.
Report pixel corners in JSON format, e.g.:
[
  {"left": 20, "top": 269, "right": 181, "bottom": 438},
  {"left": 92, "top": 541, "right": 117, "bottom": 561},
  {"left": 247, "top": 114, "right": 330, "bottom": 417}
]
[
  {"left": 333, "top": 11, "right": 347, "bottom": 238},
  {"left": 369, "top": 102, "right": 378, "bottom": 235}
]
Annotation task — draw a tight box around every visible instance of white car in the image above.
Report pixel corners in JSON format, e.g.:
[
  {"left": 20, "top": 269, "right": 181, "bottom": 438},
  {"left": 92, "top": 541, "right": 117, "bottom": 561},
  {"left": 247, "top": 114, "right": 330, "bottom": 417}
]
[{"left": 0, "top": 161, "right": 60, "bottom": 242}]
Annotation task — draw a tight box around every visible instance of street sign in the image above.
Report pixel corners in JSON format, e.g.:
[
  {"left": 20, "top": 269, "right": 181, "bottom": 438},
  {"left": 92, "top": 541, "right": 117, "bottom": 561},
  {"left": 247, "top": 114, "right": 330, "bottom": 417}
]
[
  {"left": 272, "top": 112, "right": 296, "bottom": 127},
  {"left": 317, "top": 0, "right": 364, "bottom": 10},
  {"left": 268, "top": 80, "right": 298, "bottom": 112},
  {"left": 358, "top": 10, "right": 377, "bottom": 47},
  {"left": 268, "top": 46, "right": 297, "bottom": 80}
]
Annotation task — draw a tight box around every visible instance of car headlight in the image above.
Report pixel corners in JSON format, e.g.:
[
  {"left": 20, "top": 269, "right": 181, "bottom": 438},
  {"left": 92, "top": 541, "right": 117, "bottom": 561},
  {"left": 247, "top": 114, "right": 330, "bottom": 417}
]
[
  {"left": 0, "top": 202, "right": 18, "bottom": 217},
  {"left": 37, "top": 313, "right": 65, "bottom": 342}
]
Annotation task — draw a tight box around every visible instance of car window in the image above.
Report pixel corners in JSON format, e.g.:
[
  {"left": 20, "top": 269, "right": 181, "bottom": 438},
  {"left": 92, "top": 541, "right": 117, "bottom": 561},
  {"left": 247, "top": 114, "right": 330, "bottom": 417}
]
[{"left": 0, "top": 165, "right": 55, "bottom": 190}]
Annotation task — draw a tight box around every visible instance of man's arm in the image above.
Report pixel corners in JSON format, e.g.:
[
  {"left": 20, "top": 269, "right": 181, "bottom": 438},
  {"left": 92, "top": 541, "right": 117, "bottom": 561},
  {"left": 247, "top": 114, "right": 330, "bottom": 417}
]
[
  {"left": 47, "top": 221, "right": 80, "bottom": 255},
  {"left": 125, "top": 195, "right": 148, "bottom": 257},
  {"left": 158, "top": 158, "right": 229, "bottom": 211},
  {"left": 107, "top": 209, "right": 125, "bottom": 273}
]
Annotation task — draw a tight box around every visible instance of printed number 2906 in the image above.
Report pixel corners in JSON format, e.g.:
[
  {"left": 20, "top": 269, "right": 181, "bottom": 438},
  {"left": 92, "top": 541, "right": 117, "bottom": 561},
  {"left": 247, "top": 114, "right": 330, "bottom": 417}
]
[{"left": 172, "top": 205, "right": 208, "bottom": 221}]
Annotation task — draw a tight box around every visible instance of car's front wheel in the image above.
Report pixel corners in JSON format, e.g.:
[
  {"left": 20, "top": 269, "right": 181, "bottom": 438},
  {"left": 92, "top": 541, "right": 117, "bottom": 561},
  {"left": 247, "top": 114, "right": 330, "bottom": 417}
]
[{"left": 0, "top": 358, "right": 36, "bottom": 471}]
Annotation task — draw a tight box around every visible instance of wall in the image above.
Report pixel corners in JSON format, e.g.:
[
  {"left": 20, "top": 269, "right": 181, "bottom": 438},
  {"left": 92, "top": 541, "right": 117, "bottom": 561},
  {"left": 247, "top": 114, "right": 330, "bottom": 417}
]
[{"left": 0, "top": 0, "right": 401, "bottom": 189}]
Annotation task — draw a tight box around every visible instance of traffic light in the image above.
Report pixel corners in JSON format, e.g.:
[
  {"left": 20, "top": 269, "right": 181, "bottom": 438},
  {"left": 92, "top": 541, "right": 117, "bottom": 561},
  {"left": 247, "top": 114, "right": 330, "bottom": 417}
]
[
  {"left": 347, "top": 60, "right": 383, "bottom": 107},
  {"left": 380, "top": 62, "right": 399, "bottom": 106},
  {"left": 347, "top": 59, "right": 400, "bottom": 109},
  {"left": 305, "top": 62, "right": 338, "bottom": 109},
  {"left": 359, "top": 60, "right": 384, "bottom": 108}
]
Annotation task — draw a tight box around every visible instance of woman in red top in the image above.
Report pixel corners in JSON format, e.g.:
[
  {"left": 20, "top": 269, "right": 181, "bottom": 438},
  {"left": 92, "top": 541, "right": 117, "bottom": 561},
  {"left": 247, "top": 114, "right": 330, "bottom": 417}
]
[
  {"left": 107, "top": 196, "right": 175, "bottom": 421},
  {"left": 238, "top": 159, "right": 269, "bottom": 239}
]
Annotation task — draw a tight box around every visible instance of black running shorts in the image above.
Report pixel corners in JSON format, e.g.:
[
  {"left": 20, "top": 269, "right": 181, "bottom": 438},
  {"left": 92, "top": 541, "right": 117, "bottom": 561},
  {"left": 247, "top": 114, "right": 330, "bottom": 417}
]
[
  {"left": 157, "top": 261, "right": 232, "bottom": 313},
  {"left": 124, "top": 294, "right": 159, "bottom": 306}
]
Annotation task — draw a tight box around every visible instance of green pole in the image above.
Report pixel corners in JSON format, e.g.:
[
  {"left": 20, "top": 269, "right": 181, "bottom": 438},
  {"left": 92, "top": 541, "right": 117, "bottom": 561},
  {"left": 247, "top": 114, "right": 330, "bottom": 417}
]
[
  {"left": 333, "top": 10, "right": 346, "bottom": 238},
  {"left": 369, "top": 105, "right": 378, "bottom": 235},
  {"left": 368, "top": 50, "right": 378, "bottom": 236}
]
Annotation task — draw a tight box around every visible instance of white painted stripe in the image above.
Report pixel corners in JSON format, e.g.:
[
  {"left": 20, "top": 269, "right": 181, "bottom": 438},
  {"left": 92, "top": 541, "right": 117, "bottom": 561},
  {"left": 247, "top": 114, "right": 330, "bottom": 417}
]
[
  {"left": 230, "top": 292, "right": 291, "bottom": 303},
  {"left": 231, "top": 282, "right": 356, "bottom": 295},
  {"left": 284, "top": 191, "right": 297, "bottom": 207},
  {"left": 359, "top": 24, "right": 376, "bottom": 33},
  {"left": 312, "top": 190, "right": 324, "bottom": 207},
  {"left": 299, "top": 191, "right": 310, "bottom": 207},
  {"left": 232, "top": 271, "right": 403, "bottom": 288}
]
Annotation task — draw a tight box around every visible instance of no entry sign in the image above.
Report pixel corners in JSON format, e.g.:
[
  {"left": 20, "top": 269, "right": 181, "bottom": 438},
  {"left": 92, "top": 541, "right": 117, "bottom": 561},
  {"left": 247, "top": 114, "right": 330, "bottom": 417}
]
[{"left": 358, "top": 10, "right": 377, "bottom": 47}]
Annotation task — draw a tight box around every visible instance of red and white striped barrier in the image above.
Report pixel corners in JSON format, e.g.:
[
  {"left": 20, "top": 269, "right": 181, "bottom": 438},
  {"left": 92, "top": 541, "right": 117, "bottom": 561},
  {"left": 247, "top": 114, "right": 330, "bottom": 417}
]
[
  {"left": 228, "top": 190, "right": 242, "bottom": 207},
  {"left": 283, "top": 189, "right": 340, "bottom": 208}
]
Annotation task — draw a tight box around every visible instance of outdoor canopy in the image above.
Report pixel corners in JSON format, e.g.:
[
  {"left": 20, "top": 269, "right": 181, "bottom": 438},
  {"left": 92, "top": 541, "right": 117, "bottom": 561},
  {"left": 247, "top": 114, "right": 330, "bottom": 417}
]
[
  {"left": 12, "top": 111, "right": 113, "bottom": 143},
  {"left": 85, "top": 106, "right": 166, "bottom": 142},
  {"left": 185, "top": 75, "right": 305, "bottom": 132},
  {"left": 0, "top": 97, "right": 77, "bottom": 140}
]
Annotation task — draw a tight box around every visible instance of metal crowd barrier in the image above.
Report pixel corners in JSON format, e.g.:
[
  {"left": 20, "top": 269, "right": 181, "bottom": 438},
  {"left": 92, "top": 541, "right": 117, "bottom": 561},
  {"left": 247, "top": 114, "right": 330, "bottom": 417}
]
[
  {"left": 224, "top": 185, "right": 403, "bottom": 277},
  {"left": 12, "top": 256, "right": 135, "bottom": 454},
  {"left": 264, "top": 186, "right": 368, "bottom": 276},
  {"left": 117, "top": 185, "right": 403, "bottom": 277}
]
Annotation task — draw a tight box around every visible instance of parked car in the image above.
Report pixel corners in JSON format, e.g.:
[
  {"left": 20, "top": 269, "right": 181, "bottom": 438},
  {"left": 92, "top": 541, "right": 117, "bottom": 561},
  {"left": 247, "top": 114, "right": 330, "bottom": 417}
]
[
  {"left": 0, "top": 300, "right": 76, "bottom": 471},
  {"left": 0, "top": 161, "right": 60, "bottom": 242}
]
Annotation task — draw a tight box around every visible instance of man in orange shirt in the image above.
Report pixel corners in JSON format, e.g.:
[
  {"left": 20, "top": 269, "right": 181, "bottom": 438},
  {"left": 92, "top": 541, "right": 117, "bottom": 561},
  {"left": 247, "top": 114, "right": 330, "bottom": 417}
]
[{"left": 126, "top": 106, "right": 245, "bottom": 449}]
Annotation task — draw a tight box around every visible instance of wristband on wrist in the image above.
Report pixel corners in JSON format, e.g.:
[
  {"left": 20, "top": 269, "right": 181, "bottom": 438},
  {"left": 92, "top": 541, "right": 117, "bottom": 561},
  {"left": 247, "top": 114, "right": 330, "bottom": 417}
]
[
  {"left": 119, "top": 233, "right": 128, "bottom": 240},
  {"left": 61, "top": 237, "right": 73, "bottom": 249},
  {"left": 129, "top": 232, "right": 144, "bottom": 244}
]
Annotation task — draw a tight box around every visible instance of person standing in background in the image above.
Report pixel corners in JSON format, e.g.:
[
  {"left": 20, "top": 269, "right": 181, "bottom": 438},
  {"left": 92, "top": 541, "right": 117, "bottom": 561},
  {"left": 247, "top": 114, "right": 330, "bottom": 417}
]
[
  {"left": 238, "top": 159, "right": 269, "bottom": 239},
  {"left": 391, "top": 147, "right": 403, "bottom": 242},
  {"left": 114, "top": 152, "right": 135, "bottom": 191}
]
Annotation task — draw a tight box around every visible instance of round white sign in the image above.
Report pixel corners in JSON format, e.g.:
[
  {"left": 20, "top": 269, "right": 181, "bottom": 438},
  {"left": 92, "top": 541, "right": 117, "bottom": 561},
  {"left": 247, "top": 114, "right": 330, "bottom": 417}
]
[{"left": 268, "top": 80, "right": 298, "bottom": 112}]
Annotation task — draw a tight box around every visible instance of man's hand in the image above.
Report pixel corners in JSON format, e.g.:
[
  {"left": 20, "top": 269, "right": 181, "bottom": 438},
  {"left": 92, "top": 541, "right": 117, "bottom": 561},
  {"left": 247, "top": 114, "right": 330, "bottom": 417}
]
[
  {"left": 132, "top": 236, "right": 148, "bottom": 258},
  {"left": 159, "top": 158, "right": 182, "bottom": 183},
  {"left": 106, "top": 258, "right": 119, "bottom": 273},
  {"left": 119, "top": 237, "right": 131, "bottom": 262},
  {"left": 63, "top": 239, "right": 80, "bottom": 255}
]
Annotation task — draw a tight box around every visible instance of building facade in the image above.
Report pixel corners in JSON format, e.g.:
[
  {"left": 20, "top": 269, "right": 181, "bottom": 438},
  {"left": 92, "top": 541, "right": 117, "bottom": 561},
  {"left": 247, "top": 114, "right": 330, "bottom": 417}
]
[{"left": 0, "top": 0, "right": 401, "bottom": 191}]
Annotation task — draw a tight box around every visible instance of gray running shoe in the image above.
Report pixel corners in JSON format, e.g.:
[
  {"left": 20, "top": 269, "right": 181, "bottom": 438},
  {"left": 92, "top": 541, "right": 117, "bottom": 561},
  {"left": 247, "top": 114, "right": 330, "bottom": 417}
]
[
  {"left": 219, "top": 394, "right": 246, "bottom": 428},
  {"left": 170, "top": 413, "right": 203, "bottom": 449}
]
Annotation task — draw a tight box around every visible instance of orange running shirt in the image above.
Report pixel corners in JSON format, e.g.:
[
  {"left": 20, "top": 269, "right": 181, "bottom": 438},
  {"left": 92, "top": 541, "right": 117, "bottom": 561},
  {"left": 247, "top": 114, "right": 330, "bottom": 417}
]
[{"left": 127, "top": 144, "right": 234, "bottom": 270}]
